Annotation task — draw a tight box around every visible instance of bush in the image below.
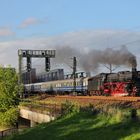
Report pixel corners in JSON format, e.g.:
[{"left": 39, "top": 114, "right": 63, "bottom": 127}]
[
  {"left": 81, "top": 103, "right": 99, "bottom": 115},
  {"left": 0, "top": 107, "right": 19, "bottom": 127},
  {"left": 99, "top": 105, "right": 131, "bottom": 122},
  {"left": 83, "top": 103, "right": 131, "bottom": 123},
  {"left": 61, "top": 100, "right": 79, "bottom": 116}
]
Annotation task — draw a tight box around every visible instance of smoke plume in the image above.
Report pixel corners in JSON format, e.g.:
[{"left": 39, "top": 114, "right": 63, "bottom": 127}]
[{"left": 54, "top": 45, "right": 137, "bottom": 72}]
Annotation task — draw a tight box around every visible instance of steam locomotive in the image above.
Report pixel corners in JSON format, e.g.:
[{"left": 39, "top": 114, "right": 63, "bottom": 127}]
[
  {"left": 24, "top": 67, "right": 140, "bottom": 97},
  {"left": 88, "top": 68, "right": 140, "bottom": 96}
]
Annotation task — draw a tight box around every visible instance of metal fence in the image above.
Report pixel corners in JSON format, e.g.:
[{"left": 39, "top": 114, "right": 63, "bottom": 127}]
[
  {"left": 0, "top": 128, "right": 18, "bottom": 138},
  {"left": 0, "top": 126, "right": 29, "bottom": 138}
]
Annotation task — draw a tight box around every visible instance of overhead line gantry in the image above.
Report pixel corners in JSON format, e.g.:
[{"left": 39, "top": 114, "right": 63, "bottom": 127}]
[{"left": 18, "top": 49, "right": 55, "bottom": 98}]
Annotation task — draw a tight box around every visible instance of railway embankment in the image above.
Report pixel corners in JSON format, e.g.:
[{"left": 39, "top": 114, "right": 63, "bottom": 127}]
[
  {"left": 28, "top": 95, "right": 140, "bottom": 109},
  {"left": 4, "top": 98, "right": 140, "bottom": 140}
]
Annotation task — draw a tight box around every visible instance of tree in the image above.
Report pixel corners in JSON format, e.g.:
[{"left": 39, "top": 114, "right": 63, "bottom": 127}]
[{"left": 0, "top": 66, "right": 19, "bottom": 127}]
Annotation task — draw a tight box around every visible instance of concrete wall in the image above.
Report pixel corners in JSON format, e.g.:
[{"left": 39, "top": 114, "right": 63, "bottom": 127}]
[{"left": 20, "top": 108, "right": 56, "bottom": 127}]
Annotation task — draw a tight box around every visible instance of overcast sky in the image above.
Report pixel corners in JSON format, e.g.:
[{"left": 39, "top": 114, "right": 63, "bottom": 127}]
[{"left": 0, "top": 0, "right": 140, "bottom": 74}]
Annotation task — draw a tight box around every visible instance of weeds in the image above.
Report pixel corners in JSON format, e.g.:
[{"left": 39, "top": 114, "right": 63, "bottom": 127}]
[
  {"left": 61, "top": 100, "right": 79, "bottom": 116},
  {"left": 82, "top": 103, "right": 135, "bottom": 123}
]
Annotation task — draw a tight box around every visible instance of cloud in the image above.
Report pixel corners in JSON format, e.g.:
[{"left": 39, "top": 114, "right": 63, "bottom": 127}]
[
  {"left": 0, "top": 29, "right": 140, "bottom": 73},
  {"left": 0, "top": 27, "right": 15, "bottom": 37},
  {"left": 19, "top": 17, "right": 47, "bottom": 28}
]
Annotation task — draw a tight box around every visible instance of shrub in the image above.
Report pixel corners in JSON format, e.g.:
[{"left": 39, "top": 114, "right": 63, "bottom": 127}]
[
  {"left": 61, "top": 100, "right": 79, "bottom": 116},
  {"left": 84, "top": 103, "right": 131, "bottom": 122},
  {"left": 100, "top": 105, "right": 130, "bottom": 122},
  {"left": 81, "top": 103, "right": 99, "bottom": 115},
  {"left": 0, "top": 107, "right": 19, "bottom": 127}
]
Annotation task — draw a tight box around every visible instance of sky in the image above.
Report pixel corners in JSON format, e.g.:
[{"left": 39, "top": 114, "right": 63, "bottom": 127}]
[{"left": 0, "top": 0, "right": 140, "bottom": 74}]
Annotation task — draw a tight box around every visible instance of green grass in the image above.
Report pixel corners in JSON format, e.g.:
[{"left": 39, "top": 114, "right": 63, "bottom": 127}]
[{"left": 5, "top": 111, "right": 140, "bottom": 140}]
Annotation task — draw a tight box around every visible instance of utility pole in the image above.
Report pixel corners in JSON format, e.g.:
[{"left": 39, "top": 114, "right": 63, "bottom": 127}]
[
  {"left": 109, "top": 63, "right": 112, "bottom": 73},
  {"left": 73, "top": 57, "right": 77, "bottom": 94},
  {"left": 27, "top": 56, "right": 32, "bottom": 97},
  {"left": 18, "top": 50, "right": 23, "bottom": 98},
  {"left": 80, "top": 72, "right": 84, "bottom": 95}
]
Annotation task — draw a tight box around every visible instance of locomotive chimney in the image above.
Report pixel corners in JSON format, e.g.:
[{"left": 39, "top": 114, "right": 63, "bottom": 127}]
[
  {"left": 132, "top": 65, "right": 137, "bottom": 81},
  {"left": 130, "top": 55, "right": 137, "bottom": 81}
]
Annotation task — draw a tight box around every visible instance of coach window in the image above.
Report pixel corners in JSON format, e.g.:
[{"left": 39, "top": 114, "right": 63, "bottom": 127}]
[
  {"left": 68, "top": 82, "right": 70, "bottom": 86},
  {"left": 44, "top": 84, "right": 47, "bottom": 88},
  {"left": 41, "top": 84, "right": 44, "bottom": 88},
  {"left": 67, "top": 83, "right": 69, "bottom": 86},
  {"left": 66, "top": 83, "right": 68, "bottom": 86},
  {"left": 78, "top": 82, "right": 80, "bottom": 86},
  {"left": 77, "top": 82, "right": 80, "bottom": 86},
  {"left": 83, "top": 81, "right": 86, "bottom": 86},
  {"left": 65, "top": 82, "right": 68, "bottom": 86},
  {"left": 71, "top": 82, "right": 73, "bottom": 86},
  {"left": 61, "top": 83, "right": 63, "bottom": 87},
  {"left": 56, "top": 83, "right": 58, "bottom": 87}
]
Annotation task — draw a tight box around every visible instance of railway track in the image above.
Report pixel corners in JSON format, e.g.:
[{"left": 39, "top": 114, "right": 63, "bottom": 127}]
[
  {"left": 34, "top": 94, "right": 140, "bottom": 109},
  {"left": 55, "top": 95, "right": 140, "bottom": 102}
]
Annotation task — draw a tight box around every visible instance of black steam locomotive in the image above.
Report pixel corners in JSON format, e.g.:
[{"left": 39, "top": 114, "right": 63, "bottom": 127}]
[{"left": 88, "top": 67, "right": 140, "bottom": 96}]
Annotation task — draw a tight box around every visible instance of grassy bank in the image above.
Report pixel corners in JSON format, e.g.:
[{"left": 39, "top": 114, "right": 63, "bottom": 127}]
[{"left": 5, "top": 107, "right": 140, "bottom": 140}]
